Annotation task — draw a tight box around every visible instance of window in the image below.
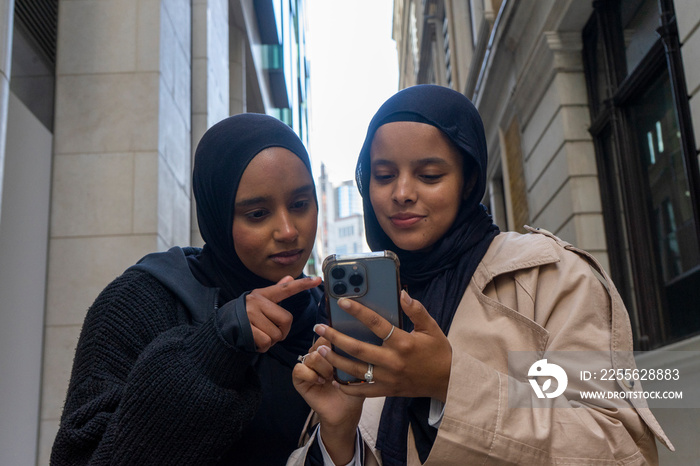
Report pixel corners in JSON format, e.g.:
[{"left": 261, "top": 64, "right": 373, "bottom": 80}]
[
  {"left": 583, "top": 0, "right": 700, "bottom": 349},
  {"left": 338, "top": 226, "right": 355, "bottom": 238}
]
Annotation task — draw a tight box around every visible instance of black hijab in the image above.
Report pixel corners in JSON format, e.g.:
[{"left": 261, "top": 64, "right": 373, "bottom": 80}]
[
  {"left": 356, "top": 85, "right": 500, "bottom": 464},
  {"left": 190, "top": 113, "right": 316, "bottom": 303}
]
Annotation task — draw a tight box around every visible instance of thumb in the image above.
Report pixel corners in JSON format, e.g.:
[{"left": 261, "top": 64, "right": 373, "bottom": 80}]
[{"left": 401, "top": 290, "right": 441, "bottom": 333}]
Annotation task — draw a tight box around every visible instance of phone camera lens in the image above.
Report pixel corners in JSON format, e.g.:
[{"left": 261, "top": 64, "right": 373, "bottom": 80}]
[
  {"left": 331, "top": 267, "right": 345, "bottom": 279},
  {"left": 333, "top": 282, "right": 347, "bottom": 295},
  {"left": 348, "top": 273, "right": 363, "bottom": 286}
]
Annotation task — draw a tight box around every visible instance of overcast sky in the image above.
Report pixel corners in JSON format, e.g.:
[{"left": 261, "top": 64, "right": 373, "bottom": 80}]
[{"left": 306, "top": 0, "right": 399, "bottom": 185}]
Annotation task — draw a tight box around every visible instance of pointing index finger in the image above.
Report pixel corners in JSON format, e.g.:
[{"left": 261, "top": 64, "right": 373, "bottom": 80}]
[{"left": 257, "top": 276, "right": 322, "bottom": 303}]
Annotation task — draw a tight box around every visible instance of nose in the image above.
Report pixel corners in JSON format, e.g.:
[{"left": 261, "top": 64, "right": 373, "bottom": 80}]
[
  {"left": 273, "top": 210, "right": 299, "bottom": 243},
  {"left": 392, "top": 174, "right": 416, "bottom": 205}
]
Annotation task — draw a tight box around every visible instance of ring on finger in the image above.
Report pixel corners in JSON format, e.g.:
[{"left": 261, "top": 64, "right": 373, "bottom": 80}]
[
  {"left": 364, "top": 363, "right": 374, "bottom": 383},
  {"left": 297, "top": 353, "right": 309, "bottom": 364},
  {"left": 382, "top": 325, "right": 395, "bottom": 342}
]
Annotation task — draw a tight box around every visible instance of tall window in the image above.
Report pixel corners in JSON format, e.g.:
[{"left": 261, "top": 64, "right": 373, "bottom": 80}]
[{"left": 583, "top": 0, "right": 700, "bottom": 349}]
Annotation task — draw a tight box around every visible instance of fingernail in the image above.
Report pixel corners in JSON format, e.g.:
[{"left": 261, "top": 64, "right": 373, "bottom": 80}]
[
  {"left": 313, "top": 324, "right": 326, "bottom": 336},
  {"left": 318, "top": 345, "right": 330, "bottom": 357},
  {"left": 401, "top": 289, "right": 412, "bottom": 305},
  {"left": 317, "top": 376, "right": 326, "bottom": 384},
  {"left": 338, "top": 298, "right": 351, "bottom": 309}
]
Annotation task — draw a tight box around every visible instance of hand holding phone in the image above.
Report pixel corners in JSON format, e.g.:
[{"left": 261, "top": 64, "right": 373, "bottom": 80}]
[{"left": 323, "top": 251, "right": 402, "bottom": 384}]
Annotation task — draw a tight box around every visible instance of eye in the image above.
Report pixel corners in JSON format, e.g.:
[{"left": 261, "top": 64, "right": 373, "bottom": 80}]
[
  {"left": 419, "top": 173, "right": 445, "bottom": 183},
  {"left": 372, "top": 172, "right": 396, "bottom": 183},
  {"left": 291, "top": 199, "right": 311, "bottom": 211},
  {"left": 245, "top": 209, "right": 269, "bottom": 221}
]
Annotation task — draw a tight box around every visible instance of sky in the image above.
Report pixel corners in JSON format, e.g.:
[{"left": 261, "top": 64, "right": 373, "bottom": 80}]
[{"left": 305, "top": 0, "right": 399, "bottom": 185}]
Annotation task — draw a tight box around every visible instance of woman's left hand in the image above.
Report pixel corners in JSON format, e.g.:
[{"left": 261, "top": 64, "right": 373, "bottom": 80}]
[{"left": 314, "top": 290, "right": 452, "bottom": 402}]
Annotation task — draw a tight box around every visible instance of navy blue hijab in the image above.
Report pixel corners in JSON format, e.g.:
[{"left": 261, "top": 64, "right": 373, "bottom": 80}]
[{"left": 356, "top": 85, "right": 499, "bottom": 464}]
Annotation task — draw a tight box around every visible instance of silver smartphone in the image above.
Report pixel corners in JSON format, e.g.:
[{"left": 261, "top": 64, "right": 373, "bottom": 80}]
[{"left": 322, "top": 251, "right": 402, "bottom": 384}]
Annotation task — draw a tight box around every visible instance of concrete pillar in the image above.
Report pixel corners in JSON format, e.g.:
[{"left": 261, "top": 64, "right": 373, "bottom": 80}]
[
  {"left": 544, "top": 31, "right": 608, "bottom": 268},
  {"left": 38, "top": 0, "right": 192, "bottom": 463},
  {"left": 191, "top": 0, "right": 229, "bottom": 247},
  {"left": 230, "top": 25, "right": 246, "bottom": 116},
  {"left": 0, "top": 94, "right": 51, "bottom": 466}
]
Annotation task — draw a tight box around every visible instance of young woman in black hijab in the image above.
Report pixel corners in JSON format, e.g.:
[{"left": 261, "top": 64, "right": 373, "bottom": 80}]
[
  {"left": 51, "top": 113, "right": 323, "bottom": 465},
  {"left": 292, "top": 85, "right": 670, "bottom": 465}
]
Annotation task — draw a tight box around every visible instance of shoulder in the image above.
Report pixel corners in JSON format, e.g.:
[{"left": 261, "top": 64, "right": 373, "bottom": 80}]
[
  {"left": 475, "top": 227, "right": 611, "bottom": 302},
  {"left": 476, "top": 228, "right": 559, "bottom": 283},
  {"left": 481, "top": 226, "right": 602, "bottom": 275},
  {"left": 82, "top": 268, "right": 183, "bottom": 343},
  {"left": 95, "top": 268, "right": 175, "bottom": 311},
  {"left": 70, "top": 268, "right": 185, "bottom": 381}
]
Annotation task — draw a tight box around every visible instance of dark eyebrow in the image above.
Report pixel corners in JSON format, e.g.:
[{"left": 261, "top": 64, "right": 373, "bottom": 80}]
[
  {"left": 412, "top": 157, "right": 451, "bottom": 167},
  {"left": 371, "top": 157, "right": 450, "bottom": 167},
  {"left": 235, "top": 196, "right": 268, "bottom": 208},
  {"left": 234, "top": 183, "right": 315, "bottom": 208},
  {"left": 293, "top": 183, "right": 316, "bottom": 196}
]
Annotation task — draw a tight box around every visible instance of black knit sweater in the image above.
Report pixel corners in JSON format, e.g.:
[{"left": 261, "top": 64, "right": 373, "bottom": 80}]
[{"left": 51, "top": 250, "right": 319, "bottom": 465}]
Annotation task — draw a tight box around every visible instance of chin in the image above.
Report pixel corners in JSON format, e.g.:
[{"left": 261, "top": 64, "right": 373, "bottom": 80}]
[
  {"left": 393, "top": 238, "right": 436, "bottom": 253},
  {"left": 285, "top": 263, "right": 307, "bottom": 279}
]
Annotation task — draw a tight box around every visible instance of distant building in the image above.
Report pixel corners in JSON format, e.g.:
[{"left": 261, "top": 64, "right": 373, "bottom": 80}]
[
  {"left": 392, "top": 0, "right": 700, "bottom": 462},
  {"left": 336, "top": 180, "right": 363, "bottom": 219},
  {"left": 317, "top": 164, "right": 369, "bottom": 263},
  {"left": 0, "top": 1, "right": 310, "bottom": 463}
]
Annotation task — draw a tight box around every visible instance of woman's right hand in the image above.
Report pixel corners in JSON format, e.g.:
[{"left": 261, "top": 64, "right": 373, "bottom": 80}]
[
  {"left": 245, "top": 275, "right": 322, "bottom": 352},
  {"left": 293, "top": 337, "right": 364, "bottom": 464}
]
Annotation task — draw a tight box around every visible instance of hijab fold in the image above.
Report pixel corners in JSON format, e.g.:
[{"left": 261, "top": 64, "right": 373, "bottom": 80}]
[{"left": 355, "top": 85, "right": 500, "bottom": 464}]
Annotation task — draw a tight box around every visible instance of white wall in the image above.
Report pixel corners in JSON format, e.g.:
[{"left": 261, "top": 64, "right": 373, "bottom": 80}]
[{"left": 0, "top": 92, "right": 52, "bottom": 465}]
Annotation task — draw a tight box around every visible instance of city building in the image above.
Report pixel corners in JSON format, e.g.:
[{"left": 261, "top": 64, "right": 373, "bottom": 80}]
[
  {"left": 0, "top": 0, "right": 310, "bottom": 464},
  {"left": 317, "top": 163, "right": 369, "bottom": 262},
  {"left": 392, "top": 0, "right": 699, "bottom": 462}
]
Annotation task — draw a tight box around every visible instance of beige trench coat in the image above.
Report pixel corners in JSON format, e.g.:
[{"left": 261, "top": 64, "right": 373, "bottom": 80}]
[{"left": 290, "top": 227, "right": 673, "bottom": 465}]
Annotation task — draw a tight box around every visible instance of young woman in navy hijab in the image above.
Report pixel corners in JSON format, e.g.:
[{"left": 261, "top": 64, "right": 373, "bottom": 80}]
[
  {"left": 51, "top": 113, "right": 324, "bottom": 465},
  {"left": 292, "top": 85, "right": 669, "bottom": 465}
]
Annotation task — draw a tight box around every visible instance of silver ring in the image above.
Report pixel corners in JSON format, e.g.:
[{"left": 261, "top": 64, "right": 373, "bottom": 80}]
[
  {"left": 383, "top": 325, "right": 395, "bottom": 342},
  {"left": 297, "top": 354, "right": 308, "bottom": 364},
  {"left": 364, "top": 363, "right": 374, "bottom": 383}
]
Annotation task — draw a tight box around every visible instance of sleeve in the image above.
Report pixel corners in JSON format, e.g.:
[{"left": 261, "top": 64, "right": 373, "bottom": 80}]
[
  {"left": 286, "top": 425, "right": 363, "bottom": 466},
  {"left": 316, "top": 426, "right": 363, "bottom": 466},
  {"left": 50, "top": 272, "right": 262, "bottom": 466},
  {"left": 217, "top": 291, "right": 257, "bottom": 351},
  {"left": 425, "top": 241, "right": 663, "bottom": 465}
]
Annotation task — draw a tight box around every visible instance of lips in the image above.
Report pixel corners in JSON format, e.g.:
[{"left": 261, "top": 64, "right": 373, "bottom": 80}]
[
  {"left": 389, "top": 212, "right": 425, "bottom": 228},
  {"left": 269, "top": 249, "right": 304, "bottom": 266}
]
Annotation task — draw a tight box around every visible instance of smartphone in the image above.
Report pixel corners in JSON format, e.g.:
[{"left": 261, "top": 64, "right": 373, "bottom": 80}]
[{"left": 322, "top": 251, "right": 402, "bottom": 384}]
